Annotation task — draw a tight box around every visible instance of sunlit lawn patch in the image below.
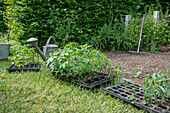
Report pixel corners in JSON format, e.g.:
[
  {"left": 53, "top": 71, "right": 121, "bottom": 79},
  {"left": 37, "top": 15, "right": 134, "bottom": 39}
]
[{"left": 0, "top": 59, "right": 147, "bottom": 112}]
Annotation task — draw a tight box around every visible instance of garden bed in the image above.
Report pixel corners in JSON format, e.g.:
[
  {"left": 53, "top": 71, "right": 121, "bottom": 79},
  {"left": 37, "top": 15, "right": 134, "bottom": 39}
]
[
  {"left": 7, "top": 62, "right": 40, "bottom": 72},
  {"left": 105, "top": 51, "right": 170, "bottom": 85},
  {"left": 53, "top": 72, "right": 115, "bottom": 90},
  {"left": 104, "top": 82, "right": 170, "bottom": 113}
]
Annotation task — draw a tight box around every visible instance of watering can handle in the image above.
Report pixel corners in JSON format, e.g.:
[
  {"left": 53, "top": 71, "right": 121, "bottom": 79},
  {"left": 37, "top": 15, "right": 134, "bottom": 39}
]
[{"left": 44, "top": 36, "right": 57, "bottom": 55}]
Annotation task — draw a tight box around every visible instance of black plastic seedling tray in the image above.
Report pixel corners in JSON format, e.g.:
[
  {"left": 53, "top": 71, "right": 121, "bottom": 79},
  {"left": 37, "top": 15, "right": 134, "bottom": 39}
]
[
  {"left": 53, "top": 72, "right": 115, "bottom": 90},
  {"left": 104, "top": 82, "right": 170, "bottom": 113},
  {"left": 7, "top": 62, "right": 40, "bottom": 72},
  {"left": 74, "top": 74, "right": 115, "bottom": 90}
]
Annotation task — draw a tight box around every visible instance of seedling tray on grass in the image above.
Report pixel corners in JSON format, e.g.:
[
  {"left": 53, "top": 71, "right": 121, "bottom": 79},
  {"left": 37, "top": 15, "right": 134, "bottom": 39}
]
[
  {"left": 104, "top": 82, "right": 170, "bottom": 113},
  {"left": 53, "top": 72, "right": 115, "bottom": 90},
  {"left": 7, "top": 62, "right": 40, "bottom": 72}
]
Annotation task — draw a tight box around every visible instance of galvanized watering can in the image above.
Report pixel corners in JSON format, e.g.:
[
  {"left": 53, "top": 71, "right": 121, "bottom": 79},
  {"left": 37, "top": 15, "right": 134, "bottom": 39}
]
[
  {"left": 27, "top": 37, "right": 58, "bottom": 61},
  {"left": 43, "top": 37, "right": 58, "bottom": 57}
]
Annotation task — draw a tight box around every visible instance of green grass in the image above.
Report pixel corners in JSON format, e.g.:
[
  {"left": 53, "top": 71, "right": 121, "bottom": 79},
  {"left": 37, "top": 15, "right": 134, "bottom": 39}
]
[{"left": 0, "top": 59, "right": 148, "bottom": 113}]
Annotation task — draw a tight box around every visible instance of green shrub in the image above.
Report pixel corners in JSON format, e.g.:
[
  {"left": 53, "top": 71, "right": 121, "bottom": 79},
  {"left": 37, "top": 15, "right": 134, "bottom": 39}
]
[{"left": 123, "top": 8, "right": 169, "bottom": 52}]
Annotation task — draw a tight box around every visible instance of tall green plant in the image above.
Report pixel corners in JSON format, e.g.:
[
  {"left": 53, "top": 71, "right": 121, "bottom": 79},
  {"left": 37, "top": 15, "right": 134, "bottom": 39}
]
[
  {"left": 4, "top": 0, "right": 26, "bottom": 41},
  {"left": 93, "top": 16, "right": 133, "bottom": 51}
]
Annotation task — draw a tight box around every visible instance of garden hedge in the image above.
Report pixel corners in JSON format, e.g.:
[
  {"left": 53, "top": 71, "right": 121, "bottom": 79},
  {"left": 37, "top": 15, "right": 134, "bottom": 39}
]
[
  {"left": 3, "top": 0, "right": 169, "bottom": 51},
  {"left": 0, "top": 1, "right": 7, "bottom": 33},
  {"left": 3, "top": 0, "right": 143, "bottom": 47}
]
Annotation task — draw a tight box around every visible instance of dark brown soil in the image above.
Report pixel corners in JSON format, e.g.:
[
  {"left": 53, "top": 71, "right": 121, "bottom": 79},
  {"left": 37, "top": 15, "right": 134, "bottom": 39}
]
[
  {"left": 136, "top": 100, "right": 143, "bottom": 104},
  {"left": 154, "top": 107, "right": 165, "bottom": 112},
  {"left": 122, "top": 88, "right": 130, "bottom": 91},
  {"left": 104, "top": 51, "right": 170, "bottom": 85}
]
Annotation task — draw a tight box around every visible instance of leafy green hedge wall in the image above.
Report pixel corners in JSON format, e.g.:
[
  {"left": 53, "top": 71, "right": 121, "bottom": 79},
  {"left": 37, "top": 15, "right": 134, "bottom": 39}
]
[
  {"left": 4, "top": 0, "right": 143, "bottom": 48},
  {"left": 0, "top": 1, "right": 7, "bottom": 33},
  {"left": 4, "top": 0, "right": 169, "bottom": 51}
]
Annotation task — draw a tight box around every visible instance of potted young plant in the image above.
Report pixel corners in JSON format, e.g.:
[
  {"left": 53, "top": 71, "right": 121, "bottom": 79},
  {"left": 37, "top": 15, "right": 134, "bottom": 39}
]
[{"left": 46, "top": 42, "right": 114, "bottom": 89}]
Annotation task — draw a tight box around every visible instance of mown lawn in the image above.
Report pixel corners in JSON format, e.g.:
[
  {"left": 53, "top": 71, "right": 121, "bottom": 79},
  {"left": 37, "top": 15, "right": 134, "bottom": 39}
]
[{"left": 0, "top": 59, "right": 148, "bottom": 113}]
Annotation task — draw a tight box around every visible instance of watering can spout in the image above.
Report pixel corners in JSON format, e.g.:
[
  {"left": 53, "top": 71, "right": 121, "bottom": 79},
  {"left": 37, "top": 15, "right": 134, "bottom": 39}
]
[{"left": 27, "top": 38, "right": 47, "bottom": 61}]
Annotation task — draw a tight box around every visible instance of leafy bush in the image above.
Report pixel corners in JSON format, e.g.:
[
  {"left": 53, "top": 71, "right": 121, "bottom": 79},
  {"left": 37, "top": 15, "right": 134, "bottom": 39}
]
[
  {"left": 46, "top": 42, "right": 110, "bottom": 78},
  {"left": 10, "top": 41, "right": 39, "bottom": 66},
  {"left": 92, "top": 18, "right": 133, "bottom": 51}
]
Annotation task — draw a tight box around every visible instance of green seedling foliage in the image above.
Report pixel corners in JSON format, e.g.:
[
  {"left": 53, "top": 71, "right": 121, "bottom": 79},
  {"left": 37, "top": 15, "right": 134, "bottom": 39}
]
[
  {"left": 122, "top": 71, "right": 141, "bottom": 104},
  {"left": 46, "top": 42, "right": 111, "bottom": 79},
  {"left": 141, "top": 69, "right": 170, "bottom": 106},
  {"left": 10, "top": 40, "right": 39, "bottom": 66},
  {"left": 130, "top": 71, "right": 141, "bottom": 103}
]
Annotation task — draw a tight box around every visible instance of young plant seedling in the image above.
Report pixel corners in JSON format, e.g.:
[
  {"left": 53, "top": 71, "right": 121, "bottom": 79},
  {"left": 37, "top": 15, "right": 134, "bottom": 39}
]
[
  {"left": 10, "top": 41, "right": 39, "bottom": 66},
  {"left": 113, "top": 63, "right": 122, "bottom": 84},
  {"left": 122, "top": 71, "right": 141, "bottom": 103},
  {"left": 141, "top": 69, "right": 170, "bottom": 106},
  {"left": 129, "top": 71, "right": 142, "bottom": 103},
  {"left": 46, "top": 42, "right": 111, "bottom": 81}
]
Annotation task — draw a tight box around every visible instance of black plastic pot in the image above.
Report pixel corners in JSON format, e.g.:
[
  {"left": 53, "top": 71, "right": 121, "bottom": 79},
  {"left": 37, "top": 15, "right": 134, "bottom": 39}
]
[
  {"left": 53, "top": 72, "right": 115, "bottom": 90},
  {"left": 104, "top": 82, "right": 169, "bottom": 113},
  {"left": 7, "top": 62, "right": 40, "bottom": 72}
]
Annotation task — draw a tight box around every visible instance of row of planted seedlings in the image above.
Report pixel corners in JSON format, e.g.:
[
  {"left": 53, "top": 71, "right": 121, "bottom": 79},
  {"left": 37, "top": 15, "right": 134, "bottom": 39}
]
[
  {"left": 7, "top": 40, "right": 170, "bottom": 112},
  {"left": 104, "top": 68, "right": 170, "bottom": 113}
]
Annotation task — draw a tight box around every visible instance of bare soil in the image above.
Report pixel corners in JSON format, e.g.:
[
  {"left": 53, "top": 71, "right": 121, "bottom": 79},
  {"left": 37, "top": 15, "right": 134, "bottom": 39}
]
[{"left": 104, "top": 51, "right": 170, "bottom": 85}]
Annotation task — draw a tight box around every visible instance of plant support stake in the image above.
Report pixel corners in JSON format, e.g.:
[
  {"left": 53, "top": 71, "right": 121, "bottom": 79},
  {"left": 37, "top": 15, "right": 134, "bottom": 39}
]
[
  {"left": 151, "top": 11, "right": 159, "bottom": 50},
  {"left": 125, "top": 15, "right": 131, "bottom": 28},
  {"left": 137, "top": 14, "right": 145, "bottom": 53}
]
